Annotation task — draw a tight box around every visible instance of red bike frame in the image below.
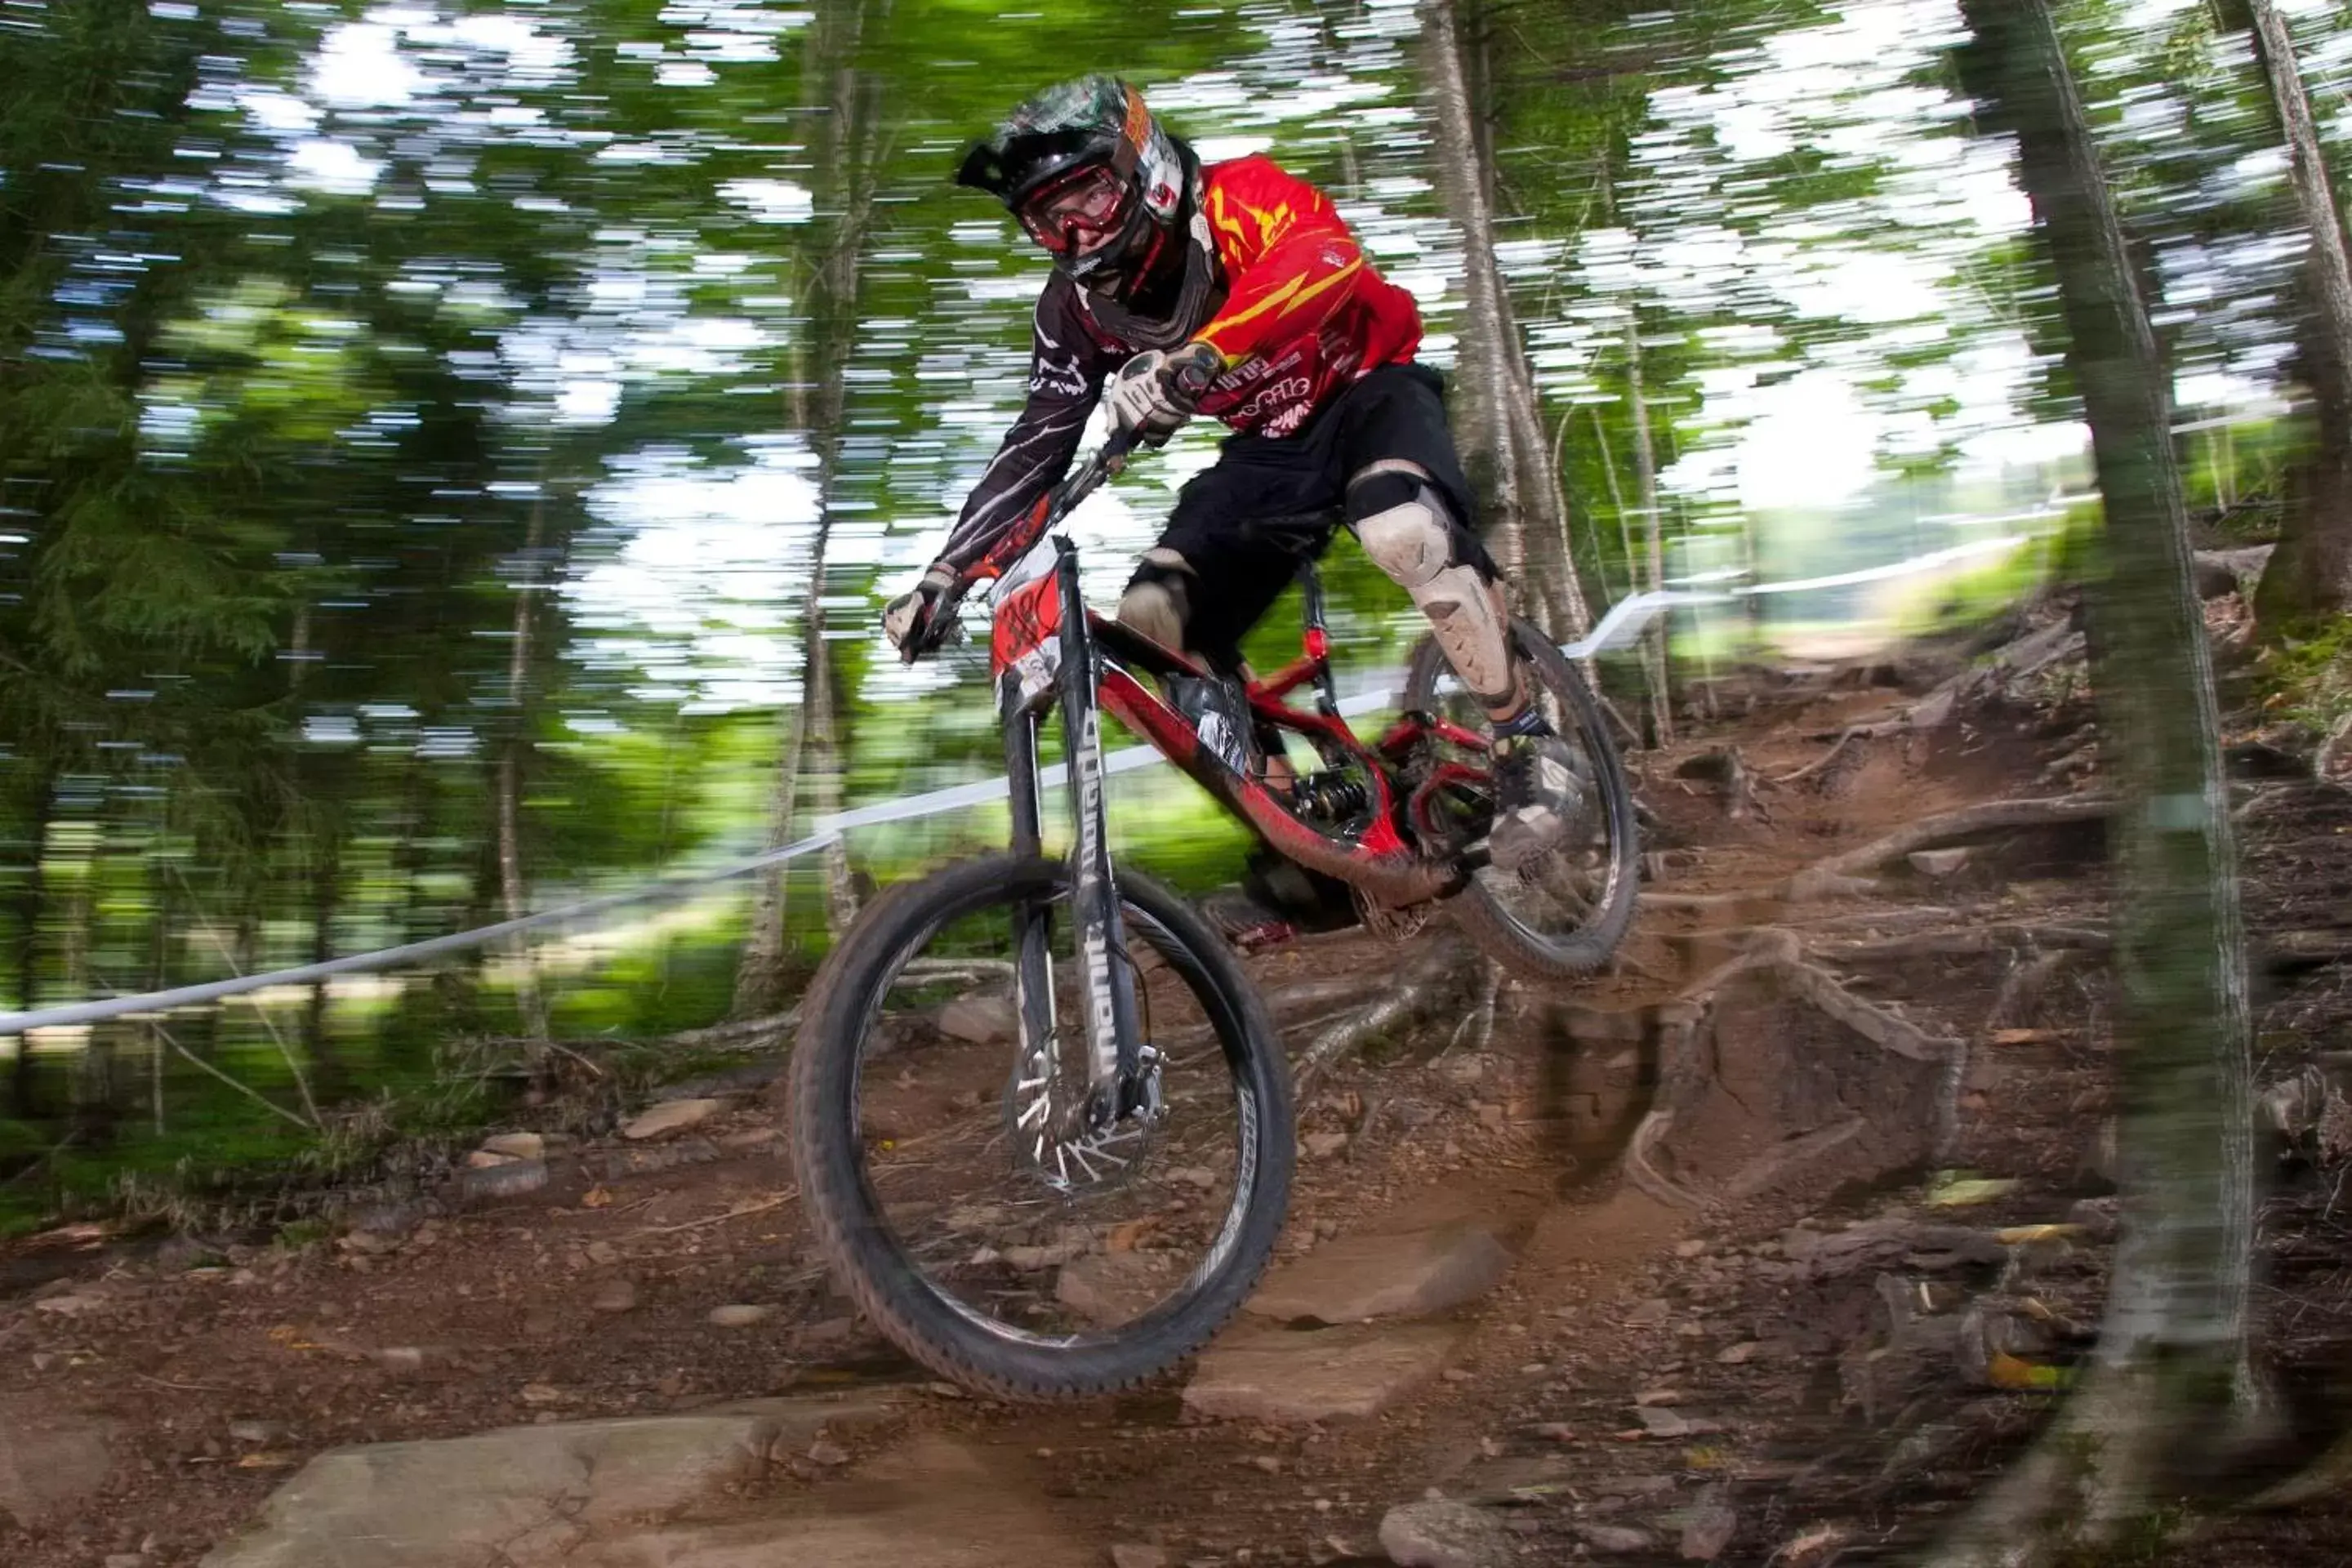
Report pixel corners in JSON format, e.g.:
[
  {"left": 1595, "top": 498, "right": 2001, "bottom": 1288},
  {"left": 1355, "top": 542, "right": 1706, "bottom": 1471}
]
[
  {"left": 964, "top": 434, "right": 1499, "bottom": 1140},
  {"left": 990, "top": 532, "right": 1483, "bottom": 912}
]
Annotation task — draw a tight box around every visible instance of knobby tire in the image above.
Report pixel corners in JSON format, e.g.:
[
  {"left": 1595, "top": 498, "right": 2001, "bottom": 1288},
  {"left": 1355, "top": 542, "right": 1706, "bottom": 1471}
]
[{"left": 789, "top": 853, "right": 1294, "bottom": 1401}]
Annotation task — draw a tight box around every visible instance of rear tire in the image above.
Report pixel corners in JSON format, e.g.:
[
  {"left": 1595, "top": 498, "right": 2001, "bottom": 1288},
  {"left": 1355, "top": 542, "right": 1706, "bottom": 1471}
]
[
  {"left": 1403, "top": 619, "right": 1640, "bottom": 981},
  {"left": 790, "top": 853, "right": 1294, "bottom": 1401}
]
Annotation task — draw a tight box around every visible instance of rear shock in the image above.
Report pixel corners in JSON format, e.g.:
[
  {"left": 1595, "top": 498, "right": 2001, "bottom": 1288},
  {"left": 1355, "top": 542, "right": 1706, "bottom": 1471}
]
[{"left": 1292, "top": 770, "right": 1371, "bottom": 823}]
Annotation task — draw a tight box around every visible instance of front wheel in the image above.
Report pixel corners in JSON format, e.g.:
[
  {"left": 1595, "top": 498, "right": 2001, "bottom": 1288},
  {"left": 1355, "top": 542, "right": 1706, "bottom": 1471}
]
[
  {"left": 789, "top": 853, "right": 1294, "bottom": 1401},
  {"left": 1402, "top": 618, "right": 1640, "bottom": 981}
]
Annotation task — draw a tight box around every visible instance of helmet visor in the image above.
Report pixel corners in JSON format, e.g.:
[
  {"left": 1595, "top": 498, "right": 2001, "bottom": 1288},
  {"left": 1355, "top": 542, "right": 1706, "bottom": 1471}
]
[{"left": 1017, "top": 163, "right": 1132, "bottom": 257}]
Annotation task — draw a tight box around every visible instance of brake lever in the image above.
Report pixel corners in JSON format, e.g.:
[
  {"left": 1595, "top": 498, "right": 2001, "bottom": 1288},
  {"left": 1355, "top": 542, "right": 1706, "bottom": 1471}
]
[{"left": 901, "top": 430, "right": 1145, "bottom": 665}]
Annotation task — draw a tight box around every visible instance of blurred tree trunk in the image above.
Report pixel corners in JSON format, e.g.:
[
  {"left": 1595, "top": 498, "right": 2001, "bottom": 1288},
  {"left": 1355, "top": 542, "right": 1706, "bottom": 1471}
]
[
  {"left": 1624, "top": 310, "right": 1672, "bottom": 746},
  {"left": 9, "top": 767, "right": 53, "bottom": 1119},
  {"left": 735, "top": 0, "right": 882, "bottom": 1017},
  {"left": 1421, "top": 0, "right": 1590, "bottom": 638},
  {"left": 64, "top": 826, "right": 109, "bottom": 1146},
  {"left": 497, "top": 494, "right": 551, "bottom": 1046},
  {"left": 143, "top": 832, "right": 172, "bottom": 1135},
  {"left": 1935, "top": 0, "right": 2256, "bottom": 1556},
  {"left": 283, "top": 599, "right": 346, "bottom": 1092},
  {"left": 299, "top": 826, "right": 345, "bottom": 1098},
  {"left": 2244, "top": 0, "right": 2352, "bottom": 630}
]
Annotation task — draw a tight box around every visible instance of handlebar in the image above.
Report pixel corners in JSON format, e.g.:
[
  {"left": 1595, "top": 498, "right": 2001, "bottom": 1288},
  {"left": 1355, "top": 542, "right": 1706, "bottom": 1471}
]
[
  {"left": 905, "top": 428, "right": 1143, "bottom": 662},
  {"left": 1045, "top": 425, "right": 1143, "bottom": 523}
]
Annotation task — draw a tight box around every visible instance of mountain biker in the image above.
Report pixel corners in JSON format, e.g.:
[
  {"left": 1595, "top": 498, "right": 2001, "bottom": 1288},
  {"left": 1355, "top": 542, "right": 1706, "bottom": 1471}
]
[{"left": 882, "top": 74, "right": 1581, "bottom": 871}]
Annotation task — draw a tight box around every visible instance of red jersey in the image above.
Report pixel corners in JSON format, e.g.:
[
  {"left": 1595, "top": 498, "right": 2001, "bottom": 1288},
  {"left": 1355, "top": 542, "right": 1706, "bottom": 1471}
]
[
  {"left": 1187, "top": 155, "right": 1424, "bottom": 436},
  {"left": 938, "top": 155, "right": 1422, "bottom": 582}
]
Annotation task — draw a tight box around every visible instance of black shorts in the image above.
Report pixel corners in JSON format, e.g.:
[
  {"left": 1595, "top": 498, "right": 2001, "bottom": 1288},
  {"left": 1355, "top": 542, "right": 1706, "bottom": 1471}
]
[{"left": 1133, "top": 363, "right": 1494, "bottom": 672}]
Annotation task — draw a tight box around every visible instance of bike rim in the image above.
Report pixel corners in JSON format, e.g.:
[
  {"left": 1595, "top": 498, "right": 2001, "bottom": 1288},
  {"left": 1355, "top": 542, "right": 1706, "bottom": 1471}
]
[
  {"left": 1421, "top": 640, "right": 1627, "bottom": 950},
  {"left": 843, "top": 881, "right": 1263, "bottom": 1352}
]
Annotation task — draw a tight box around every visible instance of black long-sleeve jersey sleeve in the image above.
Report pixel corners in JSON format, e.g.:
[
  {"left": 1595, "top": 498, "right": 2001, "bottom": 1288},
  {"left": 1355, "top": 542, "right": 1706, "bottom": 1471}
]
[{"left": 934, "top": 276, "right": 1125, "bottom": 583}]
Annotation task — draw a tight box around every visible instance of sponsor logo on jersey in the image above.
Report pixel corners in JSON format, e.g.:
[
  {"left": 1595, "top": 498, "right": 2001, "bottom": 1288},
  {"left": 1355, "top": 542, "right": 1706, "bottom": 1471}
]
[
  {"left": 1237, "top": 375, "right": 1312, "bottom": 422},
  {"left": 1263, "top": 399, "right": 1315, "bottom": 436},
  {"left": 1030, "top": 354, "right": 1089, "bottom": 399}
]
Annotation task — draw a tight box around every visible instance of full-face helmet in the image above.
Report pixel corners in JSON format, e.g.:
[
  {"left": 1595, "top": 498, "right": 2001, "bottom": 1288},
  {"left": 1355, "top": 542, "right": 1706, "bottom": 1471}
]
[{"left": 956, "top": 75, "right": 1188, "bottom": 304}]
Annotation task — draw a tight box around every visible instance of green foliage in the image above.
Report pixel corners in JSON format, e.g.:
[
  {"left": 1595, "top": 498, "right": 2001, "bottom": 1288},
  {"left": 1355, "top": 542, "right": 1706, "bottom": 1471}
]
[
  {"left": 2252, "top": 611, "right": 2352, "bottom": 731},
  {"left": 0, "top": 0, "right": 2324, "bottom": 1231},
  {"left": 1885, "top": 537, "right": 2060, "bottom": 639}
]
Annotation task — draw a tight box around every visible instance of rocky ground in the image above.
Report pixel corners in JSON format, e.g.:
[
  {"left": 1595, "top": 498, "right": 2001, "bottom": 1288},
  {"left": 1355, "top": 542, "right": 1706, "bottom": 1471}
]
[{"left": 7, "top": 604, "right": 2352, "bottom": 1567}]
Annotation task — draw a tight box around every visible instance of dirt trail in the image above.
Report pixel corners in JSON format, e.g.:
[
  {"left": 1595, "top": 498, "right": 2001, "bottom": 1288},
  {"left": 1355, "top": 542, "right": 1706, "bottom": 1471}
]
[{"left": 7, "top": 657, "right": 2345, "bottom": 1566}]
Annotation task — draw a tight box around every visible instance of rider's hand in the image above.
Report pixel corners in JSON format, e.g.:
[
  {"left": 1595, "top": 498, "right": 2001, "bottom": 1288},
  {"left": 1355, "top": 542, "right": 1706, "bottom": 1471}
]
[
  {"left": 882, "top": 563, "right": 962, "bottom": 662},
  {"left": 1106, "top": 342, "right": 1220, "bottom": 448}
]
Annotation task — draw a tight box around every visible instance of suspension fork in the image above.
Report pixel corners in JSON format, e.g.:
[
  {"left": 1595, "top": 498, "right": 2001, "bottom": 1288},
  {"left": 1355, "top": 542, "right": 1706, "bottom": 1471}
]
[
  {"left": 1001, "top": 666, "right": 1058, "bottom": 1141},
  {"left": 1051, "top": 538, "right": 1149, "bottom": 1131}
]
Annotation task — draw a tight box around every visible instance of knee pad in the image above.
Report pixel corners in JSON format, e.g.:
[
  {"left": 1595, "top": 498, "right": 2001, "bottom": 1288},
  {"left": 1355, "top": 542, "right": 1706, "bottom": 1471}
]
[
  {"left": 1118, "top": 547, "right": 1193, "bottom": 653},
  {"left": 1346, "top": 468, "right": 1454, "bottom": 589},
  {"left": 1346, "top": 468, "right": 1517, "bottom": 706}
]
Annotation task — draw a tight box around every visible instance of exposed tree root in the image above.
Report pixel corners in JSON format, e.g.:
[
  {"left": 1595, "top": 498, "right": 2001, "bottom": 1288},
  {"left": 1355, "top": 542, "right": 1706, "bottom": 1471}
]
[
  {"left": 1265, "top": 973, "right": 1390, "bottom": 1021},
  {"left": 1637, "top": 889, "right": 1748, "bottom": 915},
  {"left": 663, "top": 1008, "right": 803, "bottom": 1052},
  {"left": 1921, "top": 1362, "right": 2249, "bottom": 1566},
  {"left": 2314, "top": 708, "right": 2352, "bottom": 783},
  {"left": 2035, "top": 735, "right": 2100, "bottom": 788},
  {"left": 1987, "top": 946, "right": 2098, "bottom": 1031},
  {"left": 2252, "top": 1423, "right": 2352, "bottom": 1509},
  {"left": 1782, "top": 795, "right": 2115, "bottom": 900},
  {"left": 1820, "top": 922, "right": 2110, "bottom": 963},
  {"left": 1693, "top": 926, "right": 1958, "bottom": 1059},
  {"left": 1675, "top": 744, "right": 1762, "bottom": 819},
  {"left": 1775, "top": 956, "right": 1954, "bottom": 1062},
  {"left": 1897, "top": 613, "right": 2088, "bottom": 742},
  {"left": 1781, "top": 904, "right": 1992, "bottom": 935},
  {"left": 1437, "top": 960, "right": 1505, "bottom": 1059},
  {"left": 2264, "top": 928, "right": 2352, "bottom": 968},
  {"left": 1623, "top": 1108, "right": 1707, "bottom": 1209},
  {"left": 1293, "top": 933, "right": 1480, "bottom": 1089},
  {"left": 1767, "top": 723, "right": 1895, "bottom": 786}
]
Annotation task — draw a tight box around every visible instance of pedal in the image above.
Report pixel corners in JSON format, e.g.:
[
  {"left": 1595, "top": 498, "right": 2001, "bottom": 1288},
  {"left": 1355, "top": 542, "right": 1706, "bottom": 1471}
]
[{"left": 1200, "top": 890, "right": 1298, "bottom": 953}]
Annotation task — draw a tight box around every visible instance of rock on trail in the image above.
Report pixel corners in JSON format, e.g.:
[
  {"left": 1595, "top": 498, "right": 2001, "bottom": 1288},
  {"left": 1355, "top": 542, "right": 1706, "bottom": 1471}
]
[
  {"left": 0, "top": 1397, "right": 118, "bottom": 1530},
  {"left": 934, "top": 995, "right": 1016, "bottom": 1045},
  {"left": 198, "top": 1398, "right": 1093, "bottom": 1568},
  {"left": 1182, "top": 1322, "right": 1464, "bottom": 1422},
  {"left": 1243, "top": 1222, "right": 1511, "bottom": 1324},
  {"left": 1377, "top": 1499, "right": 1518, "bottom": 1568},
  {"left": 621, "top": 1098, "right": 728, "bottom": 1141}
]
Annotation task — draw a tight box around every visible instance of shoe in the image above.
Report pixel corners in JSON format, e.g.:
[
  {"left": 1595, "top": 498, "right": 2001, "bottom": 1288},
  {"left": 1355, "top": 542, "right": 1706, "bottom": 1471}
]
[
  {"left": 1487, "top": 729, "right": 1588, "bottom": 871},
  {"left": 1242, "top": 851, "right": 1359, "bottom": 933},
  {"left": 1200, "top": 851, "right": 1361, "bottom": 951},
  {"left": 1167, "top": 675, "right": 1254, "bottom": 776}
]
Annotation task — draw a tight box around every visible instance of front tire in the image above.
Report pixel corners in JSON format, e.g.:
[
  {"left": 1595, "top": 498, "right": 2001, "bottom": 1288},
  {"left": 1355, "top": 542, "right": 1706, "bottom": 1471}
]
[{"left": 789, "top": 853, "right": 1294, "bottom": 1401}]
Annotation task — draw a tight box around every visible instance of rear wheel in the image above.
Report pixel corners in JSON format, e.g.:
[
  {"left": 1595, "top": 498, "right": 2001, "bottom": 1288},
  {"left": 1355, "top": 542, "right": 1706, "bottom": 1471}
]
[
  {"left": 1402, "top": 618, "right": 1639, "bottom": 980},
  {"left": 790, "top": 853, "right": 1294, "bottom": 1401}
]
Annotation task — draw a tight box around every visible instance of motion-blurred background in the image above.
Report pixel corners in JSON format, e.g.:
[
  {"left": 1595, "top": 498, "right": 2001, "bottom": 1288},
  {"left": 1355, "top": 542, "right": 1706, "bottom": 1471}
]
[{"left": 0, "top": 0, "right": 2335, "bottom": 1227}]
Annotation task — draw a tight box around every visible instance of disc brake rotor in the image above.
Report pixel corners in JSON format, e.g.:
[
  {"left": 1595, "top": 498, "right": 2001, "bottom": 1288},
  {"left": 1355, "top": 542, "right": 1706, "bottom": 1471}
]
[{"left": 1005, "top": 1039, "right": 1161, "bottom": 1195}]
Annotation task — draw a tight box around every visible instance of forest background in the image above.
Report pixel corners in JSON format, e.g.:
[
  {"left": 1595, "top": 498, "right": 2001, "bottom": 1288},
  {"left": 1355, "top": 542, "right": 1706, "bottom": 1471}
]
[{"left": 2, "top": 0, "right": 2345, "bottom": 1241}]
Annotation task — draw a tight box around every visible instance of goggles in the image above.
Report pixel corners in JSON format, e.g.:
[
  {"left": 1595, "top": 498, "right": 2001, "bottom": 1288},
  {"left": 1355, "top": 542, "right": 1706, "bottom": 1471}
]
[{"left": 1017, "top": 163, "right": 1132, "bottom": 257}]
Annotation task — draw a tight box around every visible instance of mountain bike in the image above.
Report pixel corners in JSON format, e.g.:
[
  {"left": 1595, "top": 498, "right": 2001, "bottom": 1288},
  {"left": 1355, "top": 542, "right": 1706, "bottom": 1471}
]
[{"left": 790, "top": 430, "right": 1638, "bottom": 1400}]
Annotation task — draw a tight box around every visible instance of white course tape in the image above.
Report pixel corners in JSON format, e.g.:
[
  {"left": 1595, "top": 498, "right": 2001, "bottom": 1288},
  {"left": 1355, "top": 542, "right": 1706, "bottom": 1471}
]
[{"left": 0, "top": 550, "right": 2012, "bottom": 1036}]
